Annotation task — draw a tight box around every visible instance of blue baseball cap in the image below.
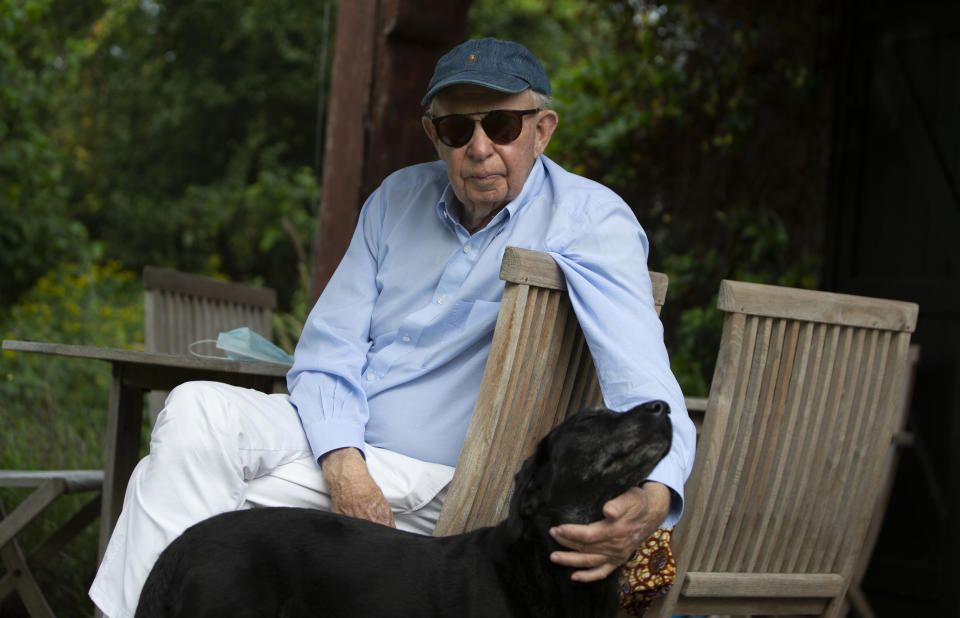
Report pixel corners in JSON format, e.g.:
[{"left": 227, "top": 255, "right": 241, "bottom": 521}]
[{"left": 421, "top": 38, "right": 551, "bottom": 106}]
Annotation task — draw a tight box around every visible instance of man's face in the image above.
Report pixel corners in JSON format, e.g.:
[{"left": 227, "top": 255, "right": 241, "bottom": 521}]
[{"left": 422, "top": 86, "right": 558, "bottom": 218}]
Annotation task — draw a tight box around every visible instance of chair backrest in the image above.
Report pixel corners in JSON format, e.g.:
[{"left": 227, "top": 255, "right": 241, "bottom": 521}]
[
  {"left": 645, "top": 280, "right": 918, "bottom": 618},
  {"left": 433, "top": 247, "right": 668, "bottom": 535},
  {"left": 143, "top": 266, "right": 277, "bottom": 356}
]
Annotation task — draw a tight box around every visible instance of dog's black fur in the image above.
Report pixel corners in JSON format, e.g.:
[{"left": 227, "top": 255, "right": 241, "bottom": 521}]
[{"left": 135, "top": 400, "right": 672, "bottom": 618}]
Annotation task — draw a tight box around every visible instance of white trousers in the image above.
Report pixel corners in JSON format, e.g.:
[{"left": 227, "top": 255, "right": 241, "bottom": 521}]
[{"left": 88, "top": 381, "right": 455, "bottom": 618}]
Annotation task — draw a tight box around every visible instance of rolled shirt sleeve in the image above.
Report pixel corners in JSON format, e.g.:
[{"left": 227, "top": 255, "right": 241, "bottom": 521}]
[{"left": 544, "top": 178, "right": 696, "bottom": 526}]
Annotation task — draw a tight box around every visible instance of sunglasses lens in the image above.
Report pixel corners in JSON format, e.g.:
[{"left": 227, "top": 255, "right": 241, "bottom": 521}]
[
  {"left": 433, "top": 110, "right": 536, "bottom": 148},
  {"left": 436, "top": 116, "right": 475, "bottom": 148},
  {"left": 481, "top": 111, "right": 523, "bottom": 144}
]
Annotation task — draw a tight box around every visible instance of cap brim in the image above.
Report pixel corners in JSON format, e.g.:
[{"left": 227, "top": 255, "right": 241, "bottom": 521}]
[{"left": 420, "top": 73, "right": 531, "bottom": 106}]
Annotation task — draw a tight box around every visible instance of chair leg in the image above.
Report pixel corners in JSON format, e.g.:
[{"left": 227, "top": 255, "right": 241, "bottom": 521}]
[
  {"left": 29, "top": 494, "right": 101, "bottom": 570},
  {"left": 0, "top": 480, "right": 66, "bottom": 549},
  {"left": 847, "top": 583, "right": 878, "bottom": 618},
  {"left": 0, "top": 498, "right": 57, "bottom": 618},
  {"left": 1, "top": 541, "right": 57, "bottom": 618}
]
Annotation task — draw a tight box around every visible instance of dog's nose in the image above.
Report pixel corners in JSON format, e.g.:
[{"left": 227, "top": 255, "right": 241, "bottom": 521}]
[
  {"left": 648, "top": 400, "right": 669, "bottom": 416},
  {"left": 626, "top": 400, "right": 670, "bottom": 417}
]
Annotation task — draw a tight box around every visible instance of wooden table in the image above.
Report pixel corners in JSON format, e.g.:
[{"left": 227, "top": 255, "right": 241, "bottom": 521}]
[{"left": 1, "top": 339, "right": 289, "bottom": 558}]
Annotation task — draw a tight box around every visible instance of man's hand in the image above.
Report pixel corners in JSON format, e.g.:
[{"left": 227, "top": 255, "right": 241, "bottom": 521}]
[
  {"left": 320, "top": 447, "right": 395, "bottom": 527},
  {"left": 548, "top": 481, "right": 671, "bottom": 582}
]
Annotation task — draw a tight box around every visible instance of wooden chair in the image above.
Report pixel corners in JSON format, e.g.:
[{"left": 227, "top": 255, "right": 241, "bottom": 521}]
[
  {"left": 434, "top": 246, "right": 668, "bottom": 535},
  {"left": 643, "top": 280, "right": 918, "bottom": 618},
  {"left": 143, "top": 266, "right": 278, "bottom": 421},
  {"left": 0, "top": 471, "right": 102, "bottom": 618},
  {"left": 143, "top": 266, "right": 277, "bottom": 355}
]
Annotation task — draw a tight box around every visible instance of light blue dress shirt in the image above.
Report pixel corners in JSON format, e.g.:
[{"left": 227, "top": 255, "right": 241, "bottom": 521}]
[{"left": 288, "top": 155, "right": 696, "bottom": 524}]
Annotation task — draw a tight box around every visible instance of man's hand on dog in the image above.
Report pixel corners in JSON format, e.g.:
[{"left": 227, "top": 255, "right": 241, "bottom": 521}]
[
  {"left": 320, "top": 447, "right": 396, "bottom": 528},
  {"left": 548, "top": 481, "right": 671, "bottom": 582}
]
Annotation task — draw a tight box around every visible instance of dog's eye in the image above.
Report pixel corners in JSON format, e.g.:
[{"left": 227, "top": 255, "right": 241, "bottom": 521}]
[{"left": 600, "top": 450, "right": 627, "bottom": 470}]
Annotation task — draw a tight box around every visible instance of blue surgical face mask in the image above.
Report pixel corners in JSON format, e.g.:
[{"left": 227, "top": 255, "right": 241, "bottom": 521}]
[
  {"left": 189, "top": 327, "right": 294, "bottom": 366},
  {"left": 216, "top": 327, "right": 294, "bottom": 365}
]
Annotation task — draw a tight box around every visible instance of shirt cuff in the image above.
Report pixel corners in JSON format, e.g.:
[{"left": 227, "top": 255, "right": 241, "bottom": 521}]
[
  {"left": 299, "top": 417, "right": 367, "bottom": 464},
  {"left": 644, "top": 453, "right": 687, "bottom": 527}
]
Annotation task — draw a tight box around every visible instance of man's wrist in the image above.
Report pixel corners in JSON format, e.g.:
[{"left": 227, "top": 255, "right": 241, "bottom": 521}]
[
  {"left": 320, "top": 446, "right": 361, "bottom": 463},
  {"left": 639, "top": 481, "right": 671, "bottom": 524}
]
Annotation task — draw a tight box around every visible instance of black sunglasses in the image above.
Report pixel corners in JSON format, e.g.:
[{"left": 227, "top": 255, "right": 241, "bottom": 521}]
[{"left": 430, "top": 108, "right": 541, "bottom": 148}]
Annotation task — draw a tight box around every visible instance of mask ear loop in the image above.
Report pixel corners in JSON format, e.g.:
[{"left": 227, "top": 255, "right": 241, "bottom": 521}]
[{"left": 188, "top": 339, "right": 229, "bottom": 360}]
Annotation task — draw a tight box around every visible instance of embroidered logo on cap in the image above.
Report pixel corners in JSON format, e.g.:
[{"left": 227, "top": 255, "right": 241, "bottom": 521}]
[{"left": 467, "top": 53, "right": 478, "bottom": 64}]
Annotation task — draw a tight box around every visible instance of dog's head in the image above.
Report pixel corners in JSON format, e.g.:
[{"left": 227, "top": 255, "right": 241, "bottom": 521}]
[{"left": 509, "top": 400, "right": 672, "bottom": 528}]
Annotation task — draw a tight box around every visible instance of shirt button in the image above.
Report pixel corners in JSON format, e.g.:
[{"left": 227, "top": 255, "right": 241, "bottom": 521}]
[
  {"left": 366, "top": 371, "right": 376, "bottom": 381},
  {"left": 463, "top": 245, "right": 471, "bottom": 254},
  {"left": 437, "top": 295, "right": 445, "bottom": 305},
  {"left": 402, "top": 335, "right": 411, "bottom": 342}
]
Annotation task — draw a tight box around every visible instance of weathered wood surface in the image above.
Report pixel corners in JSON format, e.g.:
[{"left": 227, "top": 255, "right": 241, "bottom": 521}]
[
  {"left": 143, "top": 266, "right": 276, "bottom": 309},
  {"left": 718, "top": 279, "right": 918, "bottom": 332},
  {"left": 2, "top": 341, "right": 288, "bottom": 382},
  {"left": 644, "top": 280, "right": 919, "bottom": 618},
  {"left": 0, "top": 470, "right": 103, "bottom": 493},
  {"left": 681, "top": 572, "right": 845, "bottom": 598}
]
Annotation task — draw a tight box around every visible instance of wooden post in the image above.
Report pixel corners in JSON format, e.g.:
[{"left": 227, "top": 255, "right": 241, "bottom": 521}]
[{"left": 310, "top": 0, "right": 471, "bottom": 302}]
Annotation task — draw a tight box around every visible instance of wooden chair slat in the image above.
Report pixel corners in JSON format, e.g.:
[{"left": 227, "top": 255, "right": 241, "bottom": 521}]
[
  {"left": 143, "top": 266, "right": 276, "bottom": 357},
  {"left": 790, "top": 324, "right": 843, "bottom": 573},
  {"left": 682, "top": 571, "right": 845, "bottom": 598},
  {"left": 741, "top": 319, "right": 803, "bottom": 572},
  {"left": 143, "top": 266, "right": 276, "bottom": 309},
  {"left": 0, "top": 470, "right": 103, "bottom": 492},
  {"left": 717, "top": 279, "right": 918, "bottom": 332},
  {"left": 674, "top": 597, "right": 830, "bottom": 616},
  {"left": 757, "top": 323, "right": 802, "bottom": 571},
  {"left": 725, "top": 316, "right": 790, "bottom": 572}
]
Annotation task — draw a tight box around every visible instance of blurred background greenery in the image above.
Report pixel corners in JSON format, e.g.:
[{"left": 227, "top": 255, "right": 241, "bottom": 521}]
[{"left": 1, "top": 0, "right": 834, "bottom": 615}]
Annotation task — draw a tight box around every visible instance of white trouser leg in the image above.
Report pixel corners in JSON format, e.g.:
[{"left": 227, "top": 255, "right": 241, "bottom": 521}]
[
  {"left": 88, "top": 381, "right": 453, "bottom": 618},
  {"left": 242, "top": 444, "right": 452, "bottom": 535}
]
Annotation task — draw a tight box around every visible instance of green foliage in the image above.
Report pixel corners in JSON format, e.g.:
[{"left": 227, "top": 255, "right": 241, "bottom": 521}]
[
  {"left": 60, "top": 0, "right": 328, "bottom": 306},
  {"left": 1, "top": 256, "right": 142, "bottom": 617},
  {"left": 470, "top": 0, "right": 835, "bottom": 391},
  {"left": 0, "top": 0, "right": 91, "bottom": 304},
  {"left": 272, "top": 259, "right": 310, "bottom": 355},
  {"left": 0, "top": 0, "right": 331, "bottom": 314}
]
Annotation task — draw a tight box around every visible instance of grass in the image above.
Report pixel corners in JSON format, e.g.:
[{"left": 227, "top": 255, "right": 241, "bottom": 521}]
[{"left": 1, "top": 356, "right": 116, "bottom": 617}]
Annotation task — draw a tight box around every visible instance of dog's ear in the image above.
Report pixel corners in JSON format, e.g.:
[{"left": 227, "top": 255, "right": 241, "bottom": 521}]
[{"left": 511, "top": 436, "right": 553, "bottom": 519}]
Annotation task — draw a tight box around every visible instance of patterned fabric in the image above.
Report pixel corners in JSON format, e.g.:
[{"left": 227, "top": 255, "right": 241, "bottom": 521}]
[{"left": 618, "top": 527, "right": 676, "bottom": 615}]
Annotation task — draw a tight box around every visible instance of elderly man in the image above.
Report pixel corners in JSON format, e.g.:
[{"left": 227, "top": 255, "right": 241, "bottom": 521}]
[{"left": 89, "top": 38, "right": 695, "bottom": 617}]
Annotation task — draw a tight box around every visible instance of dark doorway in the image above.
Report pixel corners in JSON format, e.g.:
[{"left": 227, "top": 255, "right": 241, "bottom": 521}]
[{"left": 826, "top": 1, "right": 959, "bottom": 615}]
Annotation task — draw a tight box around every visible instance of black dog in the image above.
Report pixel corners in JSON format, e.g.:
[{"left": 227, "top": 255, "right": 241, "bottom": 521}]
[{"left": 135, "top": 401, "right": 672, "bottom": 618}]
